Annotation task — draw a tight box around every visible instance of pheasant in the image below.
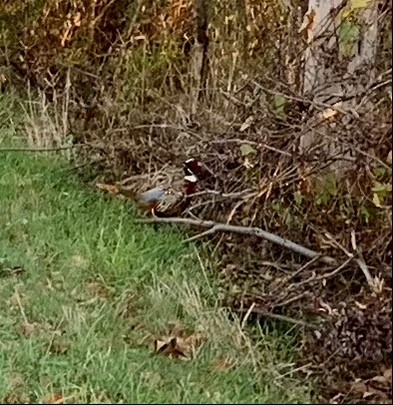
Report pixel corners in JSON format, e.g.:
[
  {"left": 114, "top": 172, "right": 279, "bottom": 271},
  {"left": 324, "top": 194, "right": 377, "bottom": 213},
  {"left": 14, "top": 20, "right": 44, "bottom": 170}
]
[
  {"left": 136, "top": 158, "right": 202, "bottom": 217},
  {"left": 95, "top": 158, "right": 203, "bottom": 217}
]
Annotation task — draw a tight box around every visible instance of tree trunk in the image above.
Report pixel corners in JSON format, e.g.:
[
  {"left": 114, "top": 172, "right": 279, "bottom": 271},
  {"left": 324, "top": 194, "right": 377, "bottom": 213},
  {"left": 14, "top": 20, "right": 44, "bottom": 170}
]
[{"left": 299, "top": 0, "right": 380, "bottom": 158}]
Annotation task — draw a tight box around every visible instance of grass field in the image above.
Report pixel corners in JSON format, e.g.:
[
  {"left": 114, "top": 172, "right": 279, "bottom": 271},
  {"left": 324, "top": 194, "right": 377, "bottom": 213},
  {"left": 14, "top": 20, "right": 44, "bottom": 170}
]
[{"left": 0, "top": 95, "right": 312, "bottom": 404}]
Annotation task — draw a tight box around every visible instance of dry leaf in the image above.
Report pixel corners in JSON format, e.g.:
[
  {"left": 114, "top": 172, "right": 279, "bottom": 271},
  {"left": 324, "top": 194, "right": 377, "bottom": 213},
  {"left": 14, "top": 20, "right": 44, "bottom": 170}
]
[
  {"left": 371, "top": 375, "right": 389, "bottom": 384},
  {"left": 95, "top": 183, "right": 119, "bottom": 195},
  {"left": 369, "top": 368, "right": 392, "bottom": 388},
  {"left": 154, "top": 337, "right": 188, "bottom": 359},
  {"left": 239, "top": 116, "right": 254, "bottom": 132},
  {"left": 386, "top": 150, "right": 392, "bottom": 165},
  {"left": 383, "top": 367, "right": 392, "bottom": 382},
  {"left": 239, "top": 144, "right": 257, "bottom": 157},
  {"left": 243, "top": 157, "right": 255, "bottom": 169},
  {"left": 21, "top": 322, "right": 38, "bottom": 337},
  {"left": 351, "top": 380, "right": 368, "bottom": 394},
  {"left": 44, "top": 393, "right": 65, "bottom": 404},
  {"left": 321, "top": 108, "right": 338, "bottom": 119},
  {"left": 153, "top": 328, "right": 203, "bottom": 360},
  {"left": 298, "top": 9, "right": 316, "bottom": 43},
  {"left": 354, "top": 300, "right": 367, "bottom": 310},
  {"left": 372, "top": 193, "right": 381, "bottom": 207},
  {"left": 351, "top": 0, "right": 371, "bottom": 9}
]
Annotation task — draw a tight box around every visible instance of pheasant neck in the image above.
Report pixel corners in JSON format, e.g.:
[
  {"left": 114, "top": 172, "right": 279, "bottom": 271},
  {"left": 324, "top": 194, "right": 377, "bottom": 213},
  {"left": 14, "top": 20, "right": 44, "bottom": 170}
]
[{"left": 183, "top": 180, "right": 198, "bottom": 196}]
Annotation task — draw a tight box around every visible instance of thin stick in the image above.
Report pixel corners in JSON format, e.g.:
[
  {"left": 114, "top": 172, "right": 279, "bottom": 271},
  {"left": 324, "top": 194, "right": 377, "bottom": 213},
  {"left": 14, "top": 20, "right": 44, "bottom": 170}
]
[
  {"left": 137, "top": 217, "right": 337, "bottom": 265},
  {"left": 278, "top": 255, "right": 323, "bottom": 288},
  {"left": 275, "top": 292, "right": 310, "bottom": 308},
  {"left": 237, "top": 307, "right": 317, "bottom": 329},
  {"left": 312, "top": 257, "right": 353, "bottom": 282},
  {"left": 351, "top": 230, "right": 375, "bottom": 288}
]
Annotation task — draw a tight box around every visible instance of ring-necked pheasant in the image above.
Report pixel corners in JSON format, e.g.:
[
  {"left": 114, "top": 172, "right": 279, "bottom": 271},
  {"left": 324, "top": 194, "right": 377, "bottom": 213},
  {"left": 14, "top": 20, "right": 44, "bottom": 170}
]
[
  {"left": 137, "top": 158, "right": 202, "bottom": 217},
  {"left": 97, "top": 158, "right": 203, "bottom": 217}
]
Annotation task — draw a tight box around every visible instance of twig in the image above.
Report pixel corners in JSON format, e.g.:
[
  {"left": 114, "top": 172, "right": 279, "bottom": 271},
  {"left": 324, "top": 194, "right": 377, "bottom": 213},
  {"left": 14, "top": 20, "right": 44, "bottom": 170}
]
[
  {"left": 188, "top": 188, "right": 255, "bottom": 199},
  {"left": 279, "top": 255, "right": 323, "bottom": 287},
  {"left": 249, "top": 80, "right": 355, "bottom": 116},
  {"left": 136, "top": 217, "right": 337, "bottom": 265},
  {"left": 211, "top": 138, "right": 293, "bottom": 157},
  {"left": 274, "top": 292, "right": 311, "bottom": 308},
  {"left": 312, "top": 257, "right": 353, "bottom": 282},
  {"left": 237, "top": 307, "right": 317, "bottom": 329},
  {"left": 291, "top": 257, "right": 353, "bottom": 288},
  {"left": 351, "top": 230, "right": 375, "bottom": 288},
  {"left": 325, "top": 230, "right": 375, "bottom": 289}
]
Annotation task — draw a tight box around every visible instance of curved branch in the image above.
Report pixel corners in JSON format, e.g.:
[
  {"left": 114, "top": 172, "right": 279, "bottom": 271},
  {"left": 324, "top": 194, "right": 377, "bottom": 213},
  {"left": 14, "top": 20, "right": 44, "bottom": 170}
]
[{"left": 136, "top": 217, "right": 337, "bottom": 266}]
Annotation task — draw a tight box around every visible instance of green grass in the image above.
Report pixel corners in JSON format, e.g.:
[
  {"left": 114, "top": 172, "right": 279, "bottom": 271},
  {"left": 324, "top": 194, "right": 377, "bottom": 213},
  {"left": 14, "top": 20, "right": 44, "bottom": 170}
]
[{"left": 0, "top": 95, "right": 312, "bottom": 404}]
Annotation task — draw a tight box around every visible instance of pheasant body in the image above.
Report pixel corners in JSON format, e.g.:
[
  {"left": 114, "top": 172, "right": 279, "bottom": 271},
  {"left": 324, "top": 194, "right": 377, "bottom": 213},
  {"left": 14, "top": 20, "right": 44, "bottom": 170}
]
[
  {"left": 135, "top": 158, "right": 203, "bottom": 217},
  {"left": 138, "top": 187, "right": 167, "bottom": 208},
  {"left": 96, "top": 159, "right": 203, "bottom": 217}
]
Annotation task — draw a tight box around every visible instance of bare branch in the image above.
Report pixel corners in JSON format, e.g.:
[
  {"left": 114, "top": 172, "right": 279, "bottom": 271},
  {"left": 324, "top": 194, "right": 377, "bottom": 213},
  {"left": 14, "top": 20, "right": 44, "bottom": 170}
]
[
  {"left": 137, "top": 216, "right": 337, "bottom": 265},
  {"left": 351, "top": 230, "right": 375, "bottom": 289}
]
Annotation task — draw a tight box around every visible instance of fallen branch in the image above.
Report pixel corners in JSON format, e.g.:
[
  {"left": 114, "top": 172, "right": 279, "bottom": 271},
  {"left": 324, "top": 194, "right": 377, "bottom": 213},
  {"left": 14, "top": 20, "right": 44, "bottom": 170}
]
[{"left": 136, "top": 217, "right": 337, "bottom": 265}]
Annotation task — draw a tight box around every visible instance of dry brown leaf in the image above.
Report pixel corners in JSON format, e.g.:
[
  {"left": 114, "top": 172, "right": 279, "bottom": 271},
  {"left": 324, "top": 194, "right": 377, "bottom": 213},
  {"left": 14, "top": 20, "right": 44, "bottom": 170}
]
[
  {"left": 371, "top": 375, "right": 388, "bottom": 384},
  {"left": 239, "top": 116, "right": 254, "bottom": 132},
  {"left": 387, "top": 150, "right": 392, "bottom": 165},
  {"left": 354, "top": 300, "right": 367, "bottom": 310},
  {"left": 321, "top": 108, "right": 338, "bottom": 120},
  {"left": 243, "top": 157, "right": 255, "bottom": 169},
  {"left": 154, "top": 337, "right": 188, "bottom": 359},
  {"left": 153, "top": 328, "right": 203, "bottom": 360},
  {"left": 298, "top": 9, "right": 316, "bottom": 43},
  {"left": 350, "top": 380, "right": 368, "bottom": 394},
  {"left": 44, "top": 393, "right": 65, "bottom": 404},
  {"left": 21, "top": 322, "right": 38, "bottom": 337},
  {"left": 369, "top": 368, "right": 392, "bottom": 391},
  {"left": 383, "top": 367, "right": 392, "bottom": 383},
  {"left": 95, "top": 183, "right": 120, "bottom": 195}
]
